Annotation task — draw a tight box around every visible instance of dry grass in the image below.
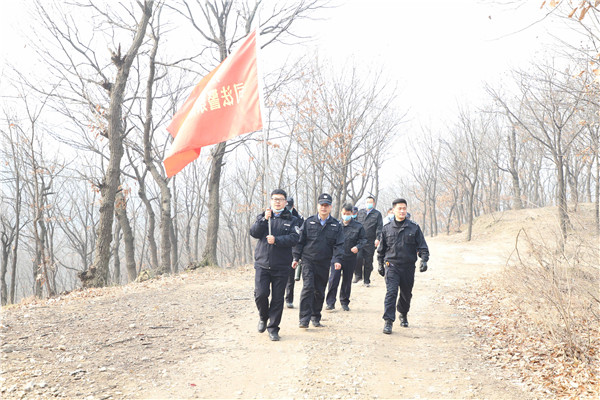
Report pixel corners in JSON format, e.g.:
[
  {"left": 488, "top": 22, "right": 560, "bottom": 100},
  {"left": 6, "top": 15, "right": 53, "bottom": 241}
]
[{"left": 453, "top": 203, "right": 600, "bottom": 398}]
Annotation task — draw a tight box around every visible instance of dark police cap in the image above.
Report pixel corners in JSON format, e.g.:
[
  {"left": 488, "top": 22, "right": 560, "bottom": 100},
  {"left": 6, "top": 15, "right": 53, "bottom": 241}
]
[
  {"left": 287, "top": 197, "right": 294, "bottom": 206},
  {"left": 318, "top": 193, "right": 332, "bottom": 205},
  {"left": 352, "top": 206, "right": 358, "bottom": 213}
]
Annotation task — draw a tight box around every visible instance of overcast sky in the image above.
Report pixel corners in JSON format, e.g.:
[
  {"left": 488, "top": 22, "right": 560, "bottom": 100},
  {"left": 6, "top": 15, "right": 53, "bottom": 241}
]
[
  {"left": 1, "top": 1, "right": 570, "bottom": 119},
  {"left": 0, "top": 0, "right": 580, "bottom": 196},
  {"left": 300, "top": 0, "right": 573, "bottom": 131}
]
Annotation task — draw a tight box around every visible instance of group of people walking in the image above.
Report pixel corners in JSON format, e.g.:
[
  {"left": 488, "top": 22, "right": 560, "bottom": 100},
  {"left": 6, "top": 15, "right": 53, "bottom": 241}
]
[{"left": 249, "top": 190, "right": 429, "bottom": 341}]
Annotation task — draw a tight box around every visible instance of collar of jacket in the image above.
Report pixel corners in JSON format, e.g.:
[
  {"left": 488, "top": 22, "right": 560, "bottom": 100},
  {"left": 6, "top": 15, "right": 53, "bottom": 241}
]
[
  {"left": 343, "top": 219, "right": 356, "bottom": 227},
  {"left": 362, "top": 208, "right": 378, "bottom": 216},
  {"left": 270, "top": 208, "right": 293, "bottom": 219},
  {"left": 393, "top": 218, "right": 407, "bottom": 229},
  {"left": 279, "top": 208, "right": 293, "bottom": 219}
]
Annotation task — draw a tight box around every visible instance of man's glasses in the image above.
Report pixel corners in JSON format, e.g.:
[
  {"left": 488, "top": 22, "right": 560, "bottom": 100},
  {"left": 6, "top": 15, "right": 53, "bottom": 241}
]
[{"left": 271, "top": 197, "right": 286, "bottom": 202}]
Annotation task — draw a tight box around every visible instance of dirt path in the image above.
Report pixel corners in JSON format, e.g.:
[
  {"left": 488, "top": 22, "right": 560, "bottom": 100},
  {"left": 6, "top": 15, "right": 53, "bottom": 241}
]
[{"left": 1, "top": 236, "right": 532, "bottom": 399}]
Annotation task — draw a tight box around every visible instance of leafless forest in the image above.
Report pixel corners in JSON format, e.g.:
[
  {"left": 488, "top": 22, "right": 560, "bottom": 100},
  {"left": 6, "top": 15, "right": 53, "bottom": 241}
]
[{"left": 1, "top": 1, "right": 598, "bottom": 304}]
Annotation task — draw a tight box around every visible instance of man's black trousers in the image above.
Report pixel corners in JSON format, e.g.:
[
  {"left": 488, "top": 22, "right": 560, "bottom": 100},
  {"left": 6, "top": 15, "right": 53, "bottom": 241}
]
[
  {"left": 383, "top": 263, "right": 415, "bottom": 322},
  {"left": 299, "top": 259, "right": 329, "bottom": 325},
  {"left": 285, "top": 266, "right": 295, "bottom": 304},
  {"left": 326, "top": 256, "right": 357, "bottom": 307},
  {"left": 355, "top": 246, "right": 375, "bottom": 284},
  {"left": 254, "top": 266, "right": 289, "bottom": 334}
]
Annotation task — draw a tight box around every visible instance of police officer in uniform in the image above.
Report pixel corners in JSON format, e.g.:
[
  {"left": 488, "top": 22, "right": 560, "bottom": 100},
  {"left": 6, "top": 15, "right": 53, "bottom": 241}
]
[
  {"left": 250, "top": 189, "right": 301, "bottom": 341},
  {"left": 353, "top": 196, "right": 384, "bottom": 287},
  {"left": 377, "top": 198, "right": 429, "bottom": 335},
  {"left": 325, "top": 203, "right": 367, "bottom": 311},
  {"left": 292, "top": 193, "right": 344, "bottom": 328},
  {"left": 284, "top": 197, "right": 304, "bottom": 309}
]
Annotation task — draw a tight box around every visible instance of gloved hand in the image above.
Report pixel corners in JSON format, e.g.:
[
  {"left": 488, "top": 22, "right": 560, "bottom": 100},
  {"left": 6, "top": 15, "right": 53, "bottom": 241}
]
[
  {"left": 378, "top": 262, "right": 385, "bottom": 277},
  {"left": 419, "top": 260, "right": 428, "bottom": 272}
]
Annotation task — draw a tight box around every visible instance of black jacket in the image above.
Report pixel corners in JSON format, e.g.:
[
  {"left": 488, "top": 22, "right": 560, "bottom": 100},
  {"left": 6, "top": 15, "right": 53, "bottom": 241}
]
[
  {"left": 341, "top": 219, "right": 367, "bottom": 258},
  {"left": 377, "top": 218, "right": 429, "bottom": 267},
  {"left": 290, "top": 208, "right": 304, "bottom": 225},
  {"left": 293, "top": 215, "right": 344, "bottom": 265},
  {"left": 357, "top": 208, "right": 383, "bottom": 250},
  {"left": 250, "top": 208, "right": 301, "bottom": 270}
]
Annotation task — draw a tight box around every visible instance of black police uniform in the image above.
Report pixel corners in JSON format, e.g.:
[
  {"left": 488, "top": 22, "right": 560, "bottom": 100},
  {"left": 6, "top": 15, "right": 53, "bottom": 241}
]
[
  {"left": 325, "top": 219, "right": 367, "bottom": 309},
  {"left": 354, "top": 208, "right": 383, "bottom": 284},
  {"left": 249, "top": 208, "right": 300, "bottom": 334},
  {"left": 284, "top": 207, "right": 304, "bottom": 306},
  {"left": 293, "top": 214, "right": 344, "bottom": 326},
  {"left": 377, "top": 217, "right": 429, "bottom": 322}
]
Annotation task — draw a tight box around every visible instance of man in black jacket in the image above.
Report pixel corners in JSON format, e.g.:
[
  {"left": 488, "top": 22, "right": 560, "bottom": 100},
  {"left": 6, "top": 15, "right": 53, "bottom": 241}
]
[
  {"left": 292, "top": 193, "right": 344, "bottom": 328},
  {"left": 377, "top": 198, "right": 429, "bottom": 334},
  {"left": 325, "top": 203, "right": 367, "bottom": 312},
  {"left": 249, "top": 189, "right": 301, "bottom": 341},
  {"left": 284, "top": 197, "right": 304, "bottom": 309},
  {"left": 354, "top": 196, "right": 384, "bottom": 286}
]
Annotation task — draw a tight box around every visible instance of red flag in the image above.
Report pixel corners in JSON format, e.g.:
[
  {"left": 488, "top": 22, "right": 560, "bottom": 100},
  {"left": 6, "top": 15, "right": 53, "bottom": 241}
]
[{"left": 163, "top": 31, "right": 263, "bottom": 177}]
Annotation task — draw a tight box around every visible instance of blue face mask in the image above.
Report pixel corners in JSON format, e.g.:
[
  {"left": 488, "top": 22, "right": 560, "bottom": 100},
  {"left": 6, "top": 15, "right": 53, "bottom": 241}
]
[
  {"left": 273, "top": 207, "right": 285, "bottom": 214},
  {"left": 342, "top": 215, "right": 352, "bottom": 222},
  {"left": 351, "top": 214, "right": 357, "bottom": 219},
  {"left": 366, "top": 203, "right": 374, "bottom": 210}
]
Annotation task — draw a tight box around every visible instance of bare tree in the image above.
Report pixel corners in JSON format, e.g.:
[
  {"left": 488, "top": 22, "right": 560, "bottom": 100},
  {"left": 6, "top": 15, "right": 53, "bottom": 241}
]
[
  {"left": 490, "top": 63, "right": 589, "bottom": 243},
  {"left": 276, "top": 59, "right": 402, "bottom": 216},
  {"left": 28, "top": 0, "right": 157, "bottom": 287},
  {"left": 171, "top": 0, "right": 331, "bottom": 266}
]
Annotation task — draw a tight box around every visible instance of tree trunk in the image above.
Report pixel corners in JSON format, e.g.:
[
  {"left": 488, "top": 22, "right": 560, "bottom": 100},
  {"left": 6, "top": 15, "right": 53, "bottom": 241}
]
[
  {"left": 115, "top": 189, "right": 137, "bottom": 282},
  {"left": 8, "top": 138, "right": 21, "bottom": 304},
  {"left": 596, "top": 149, "right": 599, "bottom": 235},
  {"left": 9, "top": 223, "right": 19, "bottom": 304},
  {"left": 466, "top": 181, "right": 476, "bottom": 242},
  {"left": 112, "top": 220, "right": 121, "bottom": 285},
  {"left": 159, "top": 191, "right": 173, "bottom": 274},
  {"left": 201, "top": 142, "right": 226, "bottom": 266},
  {"left": 446, "top": 203, "right": 455, "bottom": 235},
  {"left": 80, "top": 1, "right": 153, "bottom": 287},
  {"left": 556, "top": 153, "right": 571, "bottom": 243},
  {"left": 142, "top": 30, "right": 175, "bottom": 275},
  {"left": 138, "top": 188, "right": 159, "bottom": 269},
  {"left": 169, "top": 215, "right": 178, "bottom": 273},
  {"left": 1, "top": 238, "right": 9, "bottom": 305}
]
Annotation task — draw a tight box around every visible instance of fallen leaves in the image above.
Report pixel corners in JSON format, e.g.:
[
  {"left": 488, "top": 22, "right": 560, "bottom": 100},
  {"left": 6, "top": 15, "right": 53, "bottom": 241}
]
[{"left": 453, "top": 280, "right": 599, "bottom": 399}]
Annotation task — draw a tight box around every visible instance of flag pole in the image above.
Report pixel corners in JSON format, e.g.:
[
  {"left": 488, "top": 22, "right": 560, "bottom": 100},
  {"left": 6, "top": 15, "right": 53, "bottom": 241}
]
[{"left": 254, "top": 17, "right": 271, "bottom": 237}]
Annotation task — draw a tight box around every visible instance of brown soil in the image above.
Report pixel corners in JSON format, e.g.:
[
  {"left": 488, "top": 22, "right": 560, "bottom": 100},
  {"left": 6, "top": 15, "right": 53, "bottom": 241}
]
[{"left": 0, "top": 226, "right": 537, "bottom": 400}]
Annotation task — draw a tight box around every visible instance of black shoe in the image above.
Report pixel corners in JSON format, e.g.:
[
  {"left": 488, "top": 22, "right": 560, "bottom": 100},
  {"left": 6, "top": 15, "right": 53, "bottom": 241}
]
[
  {"left": 400, "top": 314, "right": 409, "bottom": 328},
  {"left": 269, "top": 331, "right": 280, "bottom": 341},
  {"left": 352, "top": 277, "right": 362, "bottom": 284},
  {"left": 286, "top": 302, "right": 294, "bottom": 309},
  {"left": 341, "top": 304, "right": 350, "bottom": 311},
  {"left": 383, "top": 320, "right": 393, "bottom": 334},
  {"left": 364, "top": 282, "right": 370, "bottom": 287},
  {"left": 258, "top": 320, "right": 267, "bottom": 333},
  {"left": 299, "top": 322, "right": 309, "bottom": 329},
  {"left": 311, "top": 319, "right": 324, "bottom": 327},
  {"left": 325, "top": 304, "right": 334, "bottom": 311}
]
